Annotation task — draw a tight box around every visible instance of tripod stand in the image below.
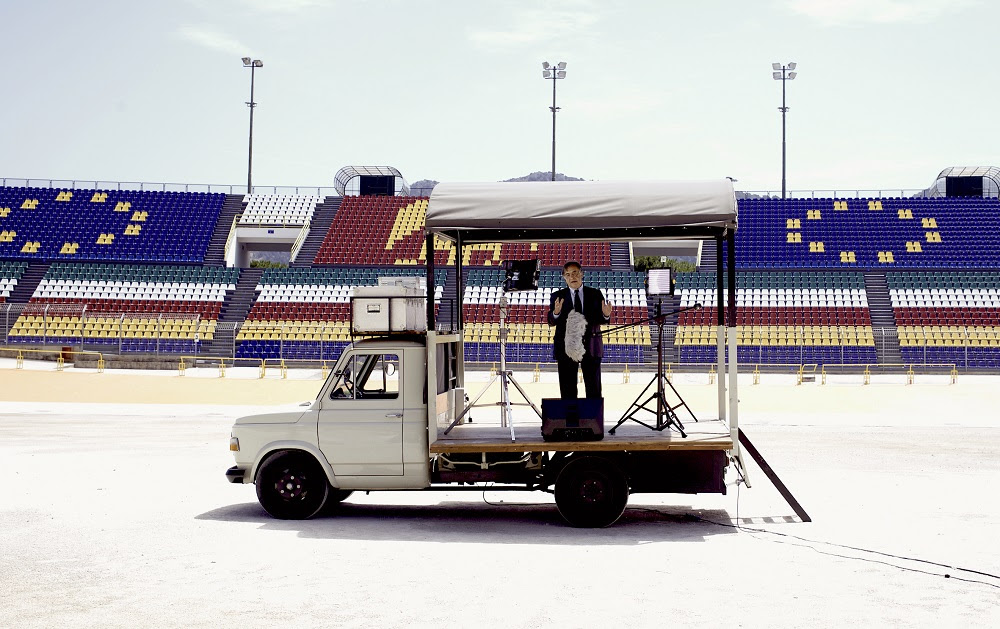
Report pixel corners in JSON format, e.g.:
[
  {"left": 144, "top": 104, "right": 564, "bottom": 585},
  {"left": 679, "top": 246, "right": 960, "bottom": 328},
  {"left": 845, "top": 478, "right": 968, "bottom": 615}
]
[
  {"left": 608, "top": 301, "right": 700, "bottom": 437},
  {"left": 443, "top": 292, "right": 541, "bottom": 442}
]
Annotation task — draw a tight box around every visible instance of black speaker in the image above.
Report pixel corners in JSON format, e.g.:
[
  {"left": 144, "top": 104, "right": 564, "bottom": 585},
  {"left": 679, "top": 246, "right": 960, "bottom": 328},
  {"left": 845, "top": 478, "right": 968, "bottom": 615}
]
[{"left": 541, "top": 398, "right": 604, "bottom": 441}]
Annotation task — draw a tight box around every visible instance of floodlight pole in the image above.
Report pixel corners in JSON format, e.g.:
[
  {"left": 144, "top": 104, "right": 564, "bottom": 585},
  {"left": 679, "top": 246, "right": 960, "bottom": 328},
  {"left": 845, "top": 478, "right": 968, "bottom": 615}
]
[
  {"left": 773, "top": 62, "right": 797, "bottom": 199},
  {"left": 543, "top": 62, "right": 566, "bottom": 181},
  {"left": 243, "top": 57, "right": 263, "bottom": 193},
  {"left": 551, "top": 75, "right": 557, "bottom": 181}
]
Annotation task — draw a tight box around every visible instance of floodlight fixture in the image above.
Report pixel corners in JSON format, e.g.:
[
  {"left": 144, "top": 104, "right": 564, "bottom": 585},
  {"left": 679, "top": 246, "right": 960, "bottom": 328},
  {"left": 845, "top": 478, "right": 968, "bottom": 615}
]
[
  {"left": 243, "top": 56, "right": 264, "bottom": 193},
  {"left": 772, "top": 62, "right": 798, "bottom": 199},
  {"left": 541, "top": 61, "right": 567, "bottom": 182}
]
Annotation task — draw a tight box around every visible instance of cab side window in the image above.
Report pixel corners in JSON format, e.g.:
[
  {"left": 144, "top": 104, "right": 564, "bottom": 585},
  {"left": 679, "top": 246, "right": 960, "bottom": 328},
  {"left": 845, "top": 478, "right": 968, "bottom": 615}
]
[{"left": 330, "top": 353, "right": 399, "bottom": 400}]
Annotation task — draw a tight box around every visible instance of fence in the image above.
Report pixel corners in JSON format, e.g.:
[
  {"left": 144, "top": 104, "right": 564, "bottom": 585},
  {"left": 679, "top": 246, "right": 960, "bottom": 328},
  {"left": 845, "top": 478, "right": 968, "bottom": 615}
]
[{"left": 2, "top": 310, "right": 997, "bottom": 370}]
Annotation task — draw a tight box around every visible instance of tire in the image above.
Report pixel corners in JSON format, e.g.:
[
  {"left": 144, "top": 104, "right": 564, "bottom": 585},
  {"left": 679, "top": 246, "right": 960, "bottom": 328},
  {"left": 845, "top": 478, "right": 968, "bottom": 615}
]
[
  {"left": 554, "top": 456, "right": 629, "bottom": 528},
  {"left": 255, "top": 451, "right": 330, "bottom": 520}
]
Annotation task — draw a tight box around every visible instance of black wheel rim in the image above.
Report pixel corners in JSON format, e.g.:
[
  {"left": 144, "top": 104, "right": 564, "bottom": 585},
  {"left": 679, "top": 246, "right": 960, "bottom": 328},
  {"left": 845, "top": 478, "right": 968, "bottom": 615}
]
[
  {"left": 275, "top": 468, "right": 309, "bottom": 501},
  {"left": 579, "top": 476, "right": 609, "bottom": 504}
]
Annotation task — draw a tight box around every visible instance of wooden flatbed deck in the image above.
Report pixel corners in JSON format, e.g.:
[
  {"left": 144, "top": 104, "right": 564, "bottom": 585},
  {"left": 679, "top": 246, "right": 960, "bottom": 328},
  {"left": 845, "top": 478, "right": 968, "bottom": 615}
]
[{"left": 430, "top": 419, "right": 733, "bottom": 454}]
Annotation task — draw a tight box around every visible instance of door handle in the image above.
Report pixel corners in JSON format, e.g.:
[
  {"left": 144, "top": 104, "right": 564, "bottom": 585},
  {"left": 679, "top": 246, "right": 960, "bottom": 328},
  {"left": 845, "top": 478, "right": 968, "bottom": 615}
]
[{"left": 385, "top": 413, "right": 403, "bottom": 418}]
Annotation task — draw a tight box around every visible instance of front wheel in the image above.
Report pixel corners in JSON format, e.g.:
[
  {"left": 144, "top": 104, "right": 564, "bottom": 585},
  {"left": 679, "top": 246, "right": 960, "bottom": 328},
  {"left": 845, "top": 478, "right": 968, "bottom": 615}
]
[
  {"left": 256, "top": 451, "right": 330, "bottom": 520},
  {"left": 554, "top": 456, "right": 629, "bottom": 528}
]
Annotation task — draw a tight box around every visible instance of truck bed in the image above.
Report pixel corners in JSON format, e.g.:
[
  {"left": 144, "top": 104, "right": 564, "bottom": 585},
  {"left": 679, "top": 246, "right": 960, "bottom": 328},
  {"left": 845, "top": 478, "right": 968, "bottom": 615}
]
[{"left": 430, "top": 419, "right": 733, "bottom": 454}]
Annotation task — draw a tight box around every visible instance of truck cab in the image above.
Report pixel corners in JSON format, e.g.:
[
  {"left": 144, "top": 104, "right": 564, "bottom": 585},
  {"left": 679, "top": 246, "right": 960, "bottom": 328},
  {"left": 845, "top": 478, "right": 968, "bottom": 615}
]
[{"left": 228, "top": 337, "right": 441, "bottom": 516}]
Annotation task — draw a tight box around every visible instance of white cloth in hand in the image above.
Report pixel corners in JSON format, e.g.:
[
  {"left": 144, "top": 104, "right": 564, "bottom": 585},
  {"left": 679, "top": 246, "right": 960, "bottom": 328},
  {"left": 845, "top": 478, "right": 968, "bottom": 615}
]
[{"left": 564, "top": 310, "right": 587, "bottom": 362}]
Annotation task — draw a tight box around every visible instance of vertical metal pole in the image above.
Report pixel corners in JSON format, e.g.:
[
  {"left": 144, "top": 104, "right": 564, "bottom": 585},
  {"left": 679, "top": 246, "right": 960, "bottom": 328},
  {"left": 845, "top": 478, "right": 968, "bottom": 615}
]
[
  {"left": 727, "top": 231, "right": 740, "bottom": 451},
  {"left": 455, "top": 231, "right": 464, "bottom": 334},
  {"left": 551, "top": 75, "right": 557, "bottom": 181},
  {"left": 247, "top": 65, "right": 256, "bottom": 193},
  {"left": 715, "top": 235, "right": 726, "bottom": 422},
  {"left": 781, "top": 69, "right": 787, "bottom": 199},
  {"left": 426, "top": 231, "right": 436, "bottom": 331}
]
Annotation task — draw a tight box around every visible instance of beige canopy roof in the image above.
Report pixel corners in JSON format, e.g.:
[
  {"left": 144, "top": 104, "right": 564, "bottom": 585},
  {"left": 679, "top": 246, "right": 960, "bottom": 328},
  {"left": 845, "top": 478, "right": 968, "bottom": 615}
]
[{"left": 425, "top": 180, "right": 736, "bottom": 241}]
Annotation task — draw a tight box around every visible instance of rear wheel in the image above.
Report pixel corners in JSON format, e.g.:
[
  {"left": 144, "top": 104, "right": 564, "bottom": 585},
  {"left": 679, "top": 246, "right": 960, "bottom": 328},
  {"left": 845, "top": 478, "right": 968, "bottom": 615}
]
[
  {"left": 554, "top": 456, "right": 628, "bottom": 528},
  {"left": 256, "top": 451, "right": 330, "bottom": 520}
]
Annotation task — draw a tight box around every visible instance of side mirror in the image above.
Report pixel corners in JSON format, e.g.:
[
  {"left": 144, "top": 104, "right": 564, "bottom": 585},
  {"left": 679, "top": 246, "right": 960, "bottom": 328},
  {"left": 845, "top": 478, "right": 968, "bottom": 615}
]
[{"left": 384, "top": 362, "right": 396, "bottom": 377}]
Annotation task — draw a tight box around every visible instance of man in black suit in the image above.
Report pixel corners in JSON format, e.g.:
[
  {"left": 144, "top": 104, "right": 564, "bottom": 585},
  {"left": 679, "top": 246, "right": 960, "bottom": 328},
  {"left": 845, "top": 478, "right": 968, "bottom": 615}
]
[{"left": 547, "top": 261, "right": 613, "bottom": 399}]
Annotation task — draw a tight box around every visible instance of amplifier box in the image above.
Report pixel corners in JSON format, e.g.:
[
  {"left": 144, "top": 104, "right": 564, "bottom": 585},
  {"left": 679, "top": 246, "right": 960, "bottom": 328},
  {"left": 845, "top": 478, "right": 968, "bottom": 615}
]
[{"left": 540, "top": 398, "right": 604, "bottom": 442}]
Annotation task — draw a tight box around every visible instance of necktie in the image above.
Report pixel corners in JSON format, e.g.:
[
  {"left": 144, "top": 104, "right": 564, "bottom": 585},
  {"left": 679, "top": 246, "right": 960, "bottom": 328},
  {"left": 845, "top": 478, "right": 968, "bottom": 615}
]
[{"left": 573, "top": 289, "right": 583, "bottom": 313}]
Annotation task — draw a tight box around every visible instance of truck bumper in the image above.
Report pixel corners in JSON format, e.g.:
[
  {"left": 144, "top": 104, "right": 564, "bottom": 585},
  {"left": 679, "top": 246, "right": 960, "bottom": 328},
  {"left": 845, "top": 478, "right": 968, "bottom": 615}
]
[{"left": 226, "top": 466, "right": 246, "bottom": 484}]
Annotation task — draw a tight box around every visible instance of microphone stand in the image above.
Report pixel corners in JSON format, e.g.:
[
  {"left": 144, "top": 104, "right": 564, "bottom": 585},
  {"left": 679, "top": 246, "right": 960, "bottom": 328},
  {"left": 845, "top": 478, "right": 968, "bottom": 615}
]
[{"left": 607, "top": 301, "right": 702, "bottom": 437}]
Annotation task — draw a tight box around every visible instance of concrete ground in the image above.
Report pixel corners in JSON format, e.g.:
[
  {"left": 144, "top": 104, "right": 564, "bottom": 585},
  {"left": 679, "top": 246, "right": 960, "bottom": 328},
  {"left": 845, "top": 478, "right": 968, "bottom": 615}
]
[{"left": 0, "top": 360, "right": 998, "bottom": 628}]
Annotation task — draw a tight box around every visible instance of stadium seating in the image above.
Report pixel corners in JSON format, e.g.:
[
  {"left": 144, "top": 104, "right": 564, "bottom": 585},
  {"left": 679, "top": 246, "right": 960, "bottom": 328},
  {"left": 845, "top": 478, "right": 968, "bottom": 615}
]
[
  {"left": 732, "top": 197, "right": 1000, "bottom": 268},
  {"left": 889, "top": 271, "right": 1000, "bottom": 369},
  {"left": 238, "top": 194, "right": 321, "bottom": 226},
  {"left": 675, "top": 271, "right": 876, "bottom": 365},
  {"left": 0, "top": 260, "right": 27, "bottom": 302},
  {"left": 4, "top": 182, "right": 999, "bottom": 371},
  {"left": 236, "top": 267, "right": 447, "bottom": 361},
  {"left": 5, "top": 263, "right": 236, "bottom": 352},
  {"left": 311, "top": 195, "right": 611, "bottom": 267},
  {"left": 0, "top": 186, "right": 224, "bottom": 263}
]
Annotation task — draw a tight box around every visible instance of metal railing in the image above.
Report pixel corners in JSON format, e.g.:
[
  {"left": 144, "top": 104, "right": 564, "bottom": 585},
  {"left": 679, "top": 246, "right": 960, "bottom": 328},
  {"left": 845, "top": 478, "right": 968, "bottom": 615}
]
[
  {"left": 1, "top": 177, "right": 339, "bottom": 197},
  {"left": 2, "top": 311, "right": 997, "bottom": 372},
  {"left": 223, "top": 214, "right": 242, "bottom": 263},
  {"left": 289, "top": 222, "right": 311, "bottom": 263},
  {"left": 13, "top": 177, "right": 989, "bottom": 202},
  {"left": 741, "top": 189, "right": 929, "bottom": 199}
]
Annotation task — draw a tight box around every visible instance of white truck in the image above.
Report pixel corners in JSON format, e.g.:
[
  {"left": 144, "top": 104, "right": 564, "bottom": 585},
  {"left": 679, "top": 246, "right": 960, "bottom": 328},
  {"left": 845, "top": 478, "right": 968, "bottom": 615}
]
[{"left": 225, "top": 180, "right": 808, "bottom": 527}]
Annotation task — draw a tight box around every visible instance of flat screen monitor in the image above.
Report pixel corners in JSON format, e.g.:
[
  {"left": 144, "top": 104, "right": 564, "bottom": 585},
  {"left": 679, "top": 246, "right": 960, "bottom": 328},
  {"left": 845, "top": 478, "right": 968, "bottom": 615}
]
[{"left": 647, "top": 268, "right": 674, "bottom": 295}]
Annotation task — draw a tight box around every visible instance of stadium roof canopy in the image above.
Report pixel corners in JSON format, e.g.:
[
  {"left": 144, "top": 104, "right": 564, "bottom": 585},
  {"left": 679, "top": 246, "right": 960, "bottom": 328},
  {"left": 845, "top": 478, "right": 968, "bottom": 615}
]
[
  {"left": 333, "top": 166, "right": 409, "bottom": 196},
  {"left": 425, "top": 179, "right": 736, "bottom": 243},
  {"left": 928, "top": 166, "right": 1000, "bottom": 198}
]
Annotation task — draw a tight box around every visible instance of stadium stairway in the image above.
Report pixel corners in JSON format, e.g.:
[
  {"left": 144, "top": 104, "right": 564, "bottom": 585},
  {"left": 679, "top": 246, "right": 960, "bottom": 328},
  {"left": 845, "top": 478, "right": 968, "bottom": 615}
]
[
  {"left": 436, "top": 268, "right": 458, "bottom": 331},
  {"left": 6, "top": 262, "right": 50, "bottom": 304},
  {"left": 291, "top": 197, "right": 342, "bottom": 267},
  {"left": 202, "top": 267, "right": 263, "bottom": 357},
  {"left": 203, "top": 195, "right": 245, "bottom": 266},
  {"left": 2, "top": 262, "right": 49, "bottom": 342},
  {"left": 609, "top": 242, "right": 633, "bottom": 271},
  {"left": 863, "top": 272, "right": 903, "bottom": 366},
  {"left": 698, "top": 239, "right": 717, "bottom": 273}
]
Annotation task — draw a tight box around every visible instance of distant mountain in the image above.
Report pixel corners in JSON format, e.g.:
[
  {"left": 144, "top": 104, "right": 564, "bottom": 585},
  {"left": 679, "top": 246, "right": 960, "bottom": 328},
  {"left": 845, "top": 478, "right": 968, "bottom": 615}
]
[
  {"left": 409, "top": 179, "right": 438, "bottom": 197},
  {"left": 503, "top": 172, "right": 585, "bottom": 182}
]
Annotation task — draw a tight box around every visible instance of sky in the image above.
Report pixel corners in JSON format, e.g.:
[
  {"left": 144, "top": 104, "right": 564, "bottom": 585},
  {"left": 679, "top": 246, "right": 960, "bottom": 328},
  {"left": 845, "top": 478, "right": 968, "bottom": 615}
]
[{"left": 1, "top": 0, "right": 997, "bottom": 194}]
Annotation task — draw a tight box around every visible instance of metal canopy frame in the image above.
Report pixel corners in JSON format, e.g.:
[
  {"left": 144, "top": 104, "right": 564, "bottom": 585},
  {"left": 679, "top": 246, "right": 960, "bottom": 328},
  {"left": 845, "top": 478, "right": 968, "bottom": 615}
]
[
  {"left": 333, "top": 165, "right": 410, "bottom": 197},
  {"left": 417, "top": 183, "right": 811, "bottom": 521},
  {"left": 423, "top": 215, "right": 739, "bottom": 458}
]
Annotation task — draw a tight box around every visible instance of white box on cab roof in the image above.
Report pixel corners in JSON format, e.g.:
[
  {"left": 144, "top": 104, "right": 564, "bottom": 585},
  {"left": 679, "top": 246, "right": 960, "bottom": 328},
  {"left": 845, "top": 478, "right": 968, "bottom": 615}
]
[{"left": 352, "top": 284, "right": 427, "bottom": 334}]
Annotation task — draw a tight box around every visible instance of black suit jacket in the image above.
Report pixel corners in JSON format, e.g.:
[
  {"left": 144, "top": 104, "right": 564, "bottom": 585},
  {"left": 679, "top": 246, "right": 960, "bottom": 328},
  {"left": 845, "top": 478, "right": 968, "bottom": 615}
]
[{"left": 547, "top": 285, "right": 610, "bottom": 360}]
